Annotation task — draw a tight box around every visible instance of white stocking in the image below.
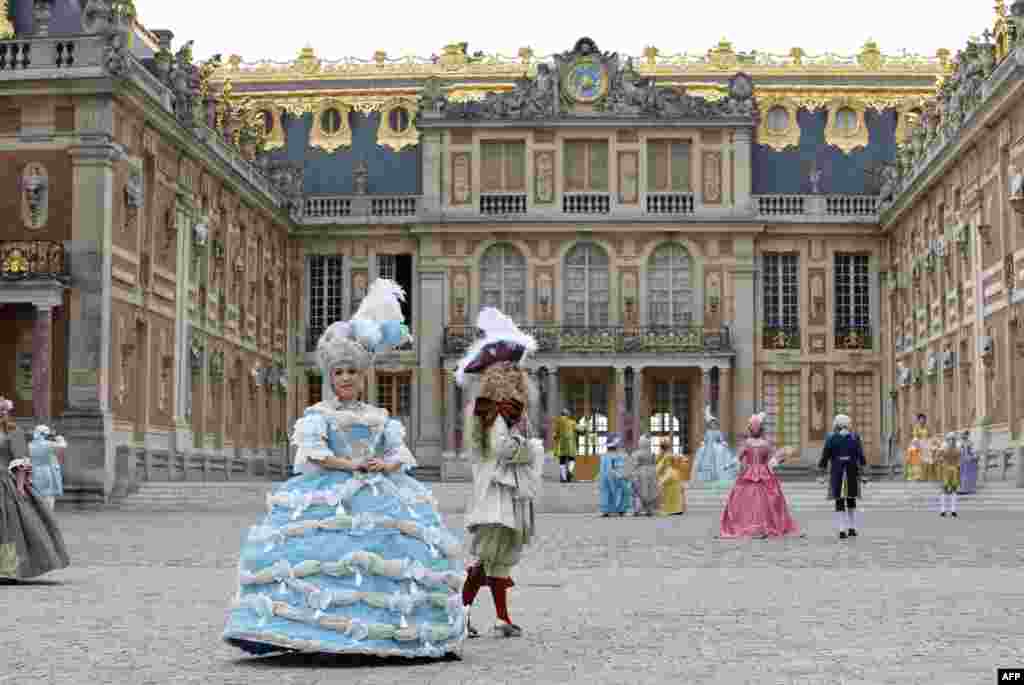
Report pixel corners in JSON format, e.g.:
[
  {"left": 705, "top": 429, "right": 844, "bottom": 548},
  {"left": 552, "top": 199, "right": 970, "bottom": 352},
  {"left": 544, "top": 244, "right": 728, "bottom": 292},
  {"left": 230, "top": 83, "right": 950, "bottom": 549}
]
[
  {"left": 559, "top": 464, "right": 568, "bottom": 481},
  {"left": 939, "top": 493, "right": 948, "bottom": 513},
  {"left": 834, "top": 511, "right": 847, "bottom": 532},
  {"left": 846, "top": 510, "right": 855, "bottom": 530},
  {"left": 950, "top": 492, "right": 958, "bottom": 513}
]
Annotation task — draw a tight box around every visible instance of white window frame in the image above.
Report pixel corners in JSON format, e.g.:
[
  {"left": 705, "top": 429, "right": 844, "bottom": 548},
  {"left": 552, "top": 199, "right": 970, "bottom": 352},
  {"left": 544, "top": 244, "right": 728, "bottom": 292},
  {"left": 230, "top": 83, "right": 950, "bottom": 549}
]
[{"left": 308, "top": 255, "right": 344, "bottom": 349}]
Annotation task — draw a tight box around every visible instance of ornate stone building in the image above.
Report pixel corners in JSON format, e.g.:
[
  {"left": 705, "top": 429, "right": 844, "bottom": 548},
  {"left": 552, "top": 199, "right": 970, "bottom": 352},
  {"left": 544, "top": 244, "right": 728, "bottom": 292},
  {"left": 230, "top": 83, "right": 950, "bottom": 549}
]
[{"left": 4, "top": 1, "right": 1020, "bottom": 499}]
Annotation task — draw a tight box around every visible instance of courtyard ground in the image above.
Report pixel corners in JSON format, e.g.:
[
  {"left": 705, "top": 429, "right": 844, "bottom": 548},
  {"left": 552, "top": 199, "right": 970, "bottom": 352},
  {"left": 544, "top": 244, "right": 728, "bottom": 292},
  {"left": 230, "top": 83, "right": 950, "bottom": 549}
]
[{"left": 3, "top": 491, "right": 1023, "bottom": 685}]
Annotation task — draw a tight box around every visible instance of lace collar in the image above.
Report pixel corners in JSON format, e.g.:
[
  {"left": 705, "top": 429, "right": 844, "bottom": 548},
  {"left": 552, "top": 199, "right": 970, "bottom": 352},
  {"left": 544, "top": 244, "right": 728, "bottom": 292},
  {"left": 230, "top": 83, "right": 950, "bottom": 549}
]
[{"left": 314, "top": 399, "right": 389, "bottom": 429}]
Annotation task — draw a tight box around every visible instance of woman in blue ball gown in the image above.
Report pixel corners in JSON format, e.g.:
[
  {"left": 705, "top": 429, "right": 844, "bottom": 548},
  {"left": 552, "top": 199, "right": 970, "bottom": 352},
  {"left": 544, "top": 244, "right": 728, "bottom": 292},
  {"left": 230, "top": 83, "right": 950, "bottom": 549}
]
[
  {"left": 692, "top": 406, "right": 737, "bottom": 493},
  {"left": 223, "top": 280, "right": 466, "bottom": 659}
]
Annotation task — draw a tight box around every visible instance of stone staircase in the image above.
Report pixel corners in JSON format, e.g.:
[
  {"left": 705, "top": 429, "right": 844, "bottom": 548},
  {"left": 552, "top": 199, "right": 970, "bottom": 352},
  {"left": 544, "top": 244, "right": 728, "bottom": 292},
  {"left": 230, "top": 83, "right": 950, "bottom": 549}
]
[{"left": 105, "top": 478, "right": 1024, "bottom": 514}]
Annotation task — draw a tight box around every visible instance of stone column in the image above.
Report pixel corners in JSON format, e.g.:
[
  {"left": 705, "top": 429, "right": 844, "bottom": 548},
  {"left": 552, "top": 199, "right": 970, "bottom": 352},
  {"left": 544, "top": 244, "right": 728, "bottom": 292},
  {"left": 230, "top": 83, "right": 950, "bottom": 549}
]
[
  {"left": 631, "top": 366, "right": 644, "bottom": 447},
  {"left": 546, "top": 367, "right": 561, "bottom": 449},
  {"left": 719, "top": 367, "right": 733, "bottom": 446},
  {"left": 444, "top": 370, "right": 458, "bottom": 453},
  {"left": 700, "top": 367, "right": 712, "bottom": 435},
  {"left": 614, "top": 367, "right": 626, "bottom": 443},
  {"left": 32, "top": 304, "right": 53, "bottom": 421},
  {"left": 733, "top": 127, "right": 753, "bottom": 212},
  {"left": 420, "top": 130, "right": 443, "bottom": 217},
  {"left": 730, "top": 253, "right": 756, "bottom": 434},
  {"left": 65, "top": 130, "right": 117, "bottom": 504},
  {"left": 413, "top": 269, "right": 446, "bottom": 466}
]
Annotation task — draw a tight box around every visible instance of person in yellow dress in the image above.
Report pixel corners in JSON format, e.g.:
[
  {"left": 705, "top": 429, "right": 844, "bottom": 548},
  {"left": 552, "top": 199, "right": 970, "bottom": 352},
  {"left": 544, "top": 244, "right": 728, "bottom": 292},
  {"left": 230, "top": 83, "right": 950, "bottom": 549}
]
[
  {"left": 656, "top": 438, "right": 686, "bottom": 516},
  {"left": 552, "top": 408, "right": 577, "bottom": 483},
  {"left": 905, "top": 413, "right": 928, "bottom": 481}
]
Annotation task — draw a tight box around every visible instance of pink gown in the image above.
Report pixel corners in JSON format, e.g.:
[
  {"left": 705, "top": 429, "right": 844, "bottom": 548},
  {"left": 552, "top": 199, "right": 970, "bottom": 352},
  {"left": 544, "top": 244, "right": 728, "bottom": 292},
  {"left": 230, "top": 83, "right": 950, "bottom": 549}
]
[{"left": 719, "top": 438, "right": 800, "bottom": 538}]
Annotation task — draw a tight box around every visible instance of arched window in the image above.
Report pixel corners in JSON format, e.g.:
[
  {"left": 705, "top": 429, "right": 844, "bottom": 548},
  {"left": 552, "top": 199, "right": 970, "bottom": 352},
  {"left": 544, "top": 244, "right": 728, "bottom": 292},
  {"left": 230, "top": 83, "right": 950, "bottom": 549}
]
[
  {"left": 480, "top": 243, "right": 526, "bottom": 320},
  {"left": 563, "top": 243, "right": 609, "bottom": 327},
  {"left": 835, "top": 107, "right": 858, "bottom": 133},
  {"left": 647, "top": 243, "right": 693, "bottom": 326},
  {"left": 577, "top": 413, "right": 609, "bottom": 456}
]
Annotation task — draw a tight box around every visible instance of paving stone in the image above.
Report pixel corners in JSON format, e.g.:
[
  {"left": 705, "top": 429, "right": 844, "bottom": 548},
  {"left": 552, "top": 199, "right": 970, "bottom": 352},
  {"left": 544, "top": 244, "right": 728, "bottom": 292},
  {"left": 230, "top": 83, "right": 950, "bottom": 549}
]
[{"left": 2, "top": 508, "right": 1022, "bottom": 684}]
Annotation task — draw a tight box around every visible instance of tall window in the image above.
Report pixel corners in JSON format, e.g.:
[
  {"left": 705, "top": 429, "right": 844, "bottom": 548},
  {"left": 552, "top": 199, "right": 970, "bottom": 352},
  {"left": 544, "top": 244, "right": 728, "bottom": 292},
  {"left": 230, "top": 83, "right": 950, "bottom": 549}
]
[
  {"left": 834, "top": 372, "right": 873, "bottom": 457},
  {"left": 480, "top": 243, "right": 526, "bottom": 321},
  {"left": 763, "top": 254, "right": 799, "bottom": 330},
  {"left": 377, "top": 372, "right": 412, "bottom": 424},
  {"left": 377, "top": 254, "right": 396, "bottom": 281},
  {"left": 481, "top": 141, "right": 526, "bottom": 192},
  {"left": 646, "top": 139, "right": 691, "bottom": 192},
  {"left": 763, "top": 372, "right": 800, "bottom": 449},
  {"left": 567, "top": 380, "right": 609, "bottom": 456},
  {"left": 308, "top": 255, "right": 344, "bottom": 349},
  {"left": 649, "top": 380, "right": 689, "bottom": 454},
  {"left": 834, "top": 254, "right": 870, "bottom": 332},
  {"left": 564, "top": 243, "right": 610, "bottom": 326},
  {"left": 564, "top": 140, "right": 609, "bottom": 192},
  {"left": 647, "top": 243, "right": 693, "bottom": 326}
]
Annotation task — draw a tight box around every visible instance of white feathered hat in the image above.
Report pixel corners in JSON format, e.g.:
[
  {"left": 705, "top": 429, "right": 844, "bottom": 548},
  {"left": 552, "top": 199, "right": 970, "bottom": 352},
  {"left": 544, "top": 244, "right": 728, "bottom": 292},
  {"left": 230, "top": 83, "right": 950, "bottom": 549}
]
[
  {"left": 316, "top": 278, "right": 413, "bottom": 374},
  {"left": 454, "top": 307, "right": 537, "bottom": 386}
]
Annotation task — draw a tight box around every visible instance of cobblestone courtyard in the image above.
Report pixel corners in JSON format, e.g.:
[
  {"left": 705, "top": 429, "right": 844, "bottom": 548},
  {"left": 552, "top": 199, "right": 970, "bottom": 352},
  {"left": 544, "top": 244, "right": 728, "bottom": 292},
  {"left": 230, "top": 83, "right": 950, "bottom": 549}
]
[{"left": 4, "top": 502, "right": 1024, "bottom": 685}]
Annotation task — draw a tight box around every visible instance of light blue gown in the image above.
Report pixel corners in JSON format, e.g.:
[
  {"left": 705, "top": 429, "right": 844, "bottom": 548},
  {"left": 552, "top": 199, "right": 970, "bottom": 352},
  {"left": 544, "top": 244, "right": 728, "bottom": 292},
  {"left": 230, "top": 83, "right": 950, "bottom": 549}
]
[
  {"left": 693, "top": 429, "right": 737, "bottom": 492},
  {"left": 28, "top": 437, "right": 62, "bottom": 498},
  {"left": 223, "top": 400, "right": 466, "bottom": 657},
  {"left": 599, "top": 451, "right": 631, "bottom": 514}
]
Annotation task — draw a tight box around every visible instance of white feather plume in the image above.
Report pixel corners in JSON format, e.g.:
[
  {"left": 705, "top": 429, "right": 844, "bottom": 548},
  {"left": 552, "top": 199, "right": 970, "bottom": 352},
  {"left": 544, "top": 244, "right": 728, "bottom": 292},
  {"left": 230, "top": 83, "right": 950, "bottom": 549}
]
[
  {"left": 704, "top": 404, "right": 715, "bottom": 424},
  {"left": 352, "top": 279, "right": 406, "bottom": 323},
  {"left": 454, "top": 307, "right": 537, "bottom": 386}
]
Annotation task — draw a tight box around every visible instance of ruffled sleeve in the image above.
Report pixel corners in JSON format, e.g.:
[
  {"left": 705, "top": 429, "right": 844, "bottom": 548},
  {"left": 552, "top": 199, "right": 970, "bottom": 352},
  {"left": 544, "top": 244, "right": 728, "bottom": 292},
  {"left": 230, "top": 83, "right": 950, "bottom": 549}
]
[
  {"left": 379, "top": 418, "right": 417, "bottom": 472},
  {"left": 290, "top": 410, "right": 333, "bottom": 470}
]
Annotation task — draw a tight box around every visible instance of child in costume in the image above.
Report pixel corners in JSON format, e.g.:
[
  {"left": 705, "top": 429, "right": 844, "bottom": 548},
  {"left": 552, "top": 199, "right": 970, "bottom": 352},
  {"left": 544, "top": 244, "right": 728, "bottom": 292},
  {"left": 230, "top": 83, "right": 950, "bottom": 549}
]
[{"left": 457, "top": 307, "right": 545, "bottom": 639}]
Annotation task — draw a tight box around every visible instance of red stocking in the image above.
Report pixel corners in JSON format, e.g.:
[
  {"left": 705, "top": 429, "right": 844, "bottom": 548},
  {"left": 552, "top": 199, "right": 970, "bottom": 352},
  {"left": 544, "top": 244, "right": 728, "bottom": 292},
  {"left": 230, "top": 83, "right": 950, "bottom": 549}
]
[
  {"left": 14, "top": 468, "right": 30, "bottom": 497},
  {"left": 489, "top": 576, "right": 515, "bottom": 624},
  {"left": 462, "top": 563, "right": 485, "bottom": 607}
]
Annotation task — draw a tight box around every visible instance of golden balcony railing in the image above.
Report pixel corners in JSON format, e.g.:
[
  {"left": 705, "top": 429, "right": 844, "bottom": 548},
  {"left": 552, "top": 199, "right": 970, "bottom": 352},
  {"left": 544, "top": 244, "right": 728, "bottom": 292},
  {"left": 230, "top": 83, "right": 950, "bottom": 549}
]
[
  {"left": 0, "top": 241, "right": 68, "bottom": 281},
  {"left": 443, "top": 324, "right": 732, "bottom": 356}
]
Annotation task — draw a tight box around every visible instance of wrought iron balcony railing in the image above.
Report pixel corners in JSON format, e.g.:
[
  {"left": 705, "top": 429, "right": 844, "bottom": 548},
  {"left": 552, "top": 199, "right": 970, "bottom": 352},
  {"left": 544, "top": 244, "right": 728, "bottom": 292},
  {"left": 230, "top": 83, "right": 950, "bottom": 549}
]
[
  {"left": 834, "top": 325, "right": 873, "bottom": 350},
  {"left": 0, "top": 241, "right": 68, "bottom": 282},
  {"left": 762, "top": 325, "right": 800, "bottom": 350},
  {"left": 443, "top": 324, "right": 732, "bottom": 356}
]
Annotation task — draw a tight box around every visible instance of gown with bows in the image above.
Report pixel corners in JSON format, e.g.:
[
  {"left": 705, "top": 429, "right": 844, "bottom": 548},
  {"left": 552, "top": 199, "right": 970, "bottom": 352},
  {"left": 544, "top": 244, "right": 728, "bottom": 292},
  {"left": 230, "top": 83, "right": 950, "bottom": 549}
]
[
  {"left": 28, "top": 435, "right": 63, "bottom": 500},
  {"left": 693, "top": 428, "right": 737, "bottom": 492},
  {"left": 719, "top": 437, "right": 800, "bottom": 538},
  {"left": 0, "top": 429, "right": 69, "bottom": 579},
  {"left": 223, "top": 398, "right": 466, "bottom": 657}
]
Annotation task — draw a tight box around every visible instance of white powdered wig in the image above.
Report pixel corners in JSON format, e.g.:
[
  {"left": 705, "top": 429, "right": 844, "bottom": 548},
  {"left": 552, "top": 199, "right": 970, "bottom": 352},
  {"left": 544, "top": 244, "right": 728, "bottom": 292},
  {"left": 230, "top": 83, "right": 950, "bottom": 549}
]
[{"left": 454, "top": 307, "right": 537, "bottom": 387}]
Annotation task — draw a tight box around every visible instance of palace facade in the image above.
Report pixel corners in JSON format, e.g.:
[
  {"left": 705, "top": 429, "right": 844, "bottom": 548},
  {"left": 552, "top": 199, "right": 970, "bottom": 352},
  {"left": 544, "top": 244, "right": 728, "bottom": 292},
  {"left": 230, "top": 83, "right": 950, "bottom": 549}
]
[{"left": 0, "top": 0, "right": 1021, "bottom": 502}]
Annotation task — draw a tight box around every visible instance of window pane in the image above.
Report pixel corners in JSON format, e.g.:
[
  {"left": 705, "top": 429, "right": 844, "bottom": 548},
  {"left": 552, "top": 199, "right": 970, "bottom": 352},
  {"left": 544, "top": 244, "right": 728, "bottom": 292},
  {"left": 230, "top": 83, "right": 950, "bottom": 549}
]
[
  {"left": 504, "top": 142, "right": 526, "bottom": 191},
  {"left": 670, "top": 142, "right": 690, "bottom": 191},
  {"left": 564, "top": 141, "right": 586, "bottom": 191},
  {"left": 646, "top": 140, "right": 668, "bottom": 192},
  {"left": 481, "top": 142, "right": 504, "bottom": 192},
  {"left": 588, "top": 141, "right": 609, "bottom": 191}
]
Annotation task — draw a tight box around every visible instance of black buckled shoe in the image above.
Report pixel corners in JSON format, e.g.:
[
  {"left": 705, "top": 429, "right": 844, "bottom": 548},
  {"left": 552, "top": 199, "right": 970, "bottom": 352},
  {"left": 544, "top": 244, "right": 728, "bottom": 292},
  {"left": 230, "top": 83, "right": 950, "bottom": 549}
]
[
  {"left": 847, "top": 529, "right": 857, "bottom": 537},
  {"left": 839, "top": 531, "right": 847, "bottom": 539}
]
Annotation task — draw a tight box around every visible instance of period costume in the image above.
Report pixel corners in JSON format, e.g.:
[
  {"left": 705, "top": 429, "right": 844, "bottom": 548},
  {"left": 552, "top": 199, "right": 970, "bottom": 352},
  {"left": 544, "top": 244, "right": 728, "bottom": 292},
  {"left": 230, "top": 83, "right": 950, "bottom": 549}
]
[
  {"left": 693, "top": 406, "right": 737, "bottom": 493},
  {"left": 938, "top": 432, "right": 961, "bottom": 517},
  {"left": 28, "top": 426, "right": 65, "bottom": 511},
  {"left": 958, "top": 431, "right": 978, "bottom": 495},
  {"left": 656, "top": 441, "right": 687, "bottom": 516},
  {"left": 552, "top": 409, "right": 578, "bottom": 482},
  {"left": 904, "top": 415, "right": 929, "bottom": 481},
  {"left": 629, "top": 435, "right": 660, "bottom": 517},
  {"left": 0, "top": 398, "right": 70, "bottom": 580},
  {"left": 719, "top": 413, "right": 799, "bottom": 539},
  {"left": 598, "top": 433, "right": 631, "bottom": 516},
  {"left": 223, "top": 280, "right": 466, "bottom": 659},
  {"left": 457, "top": 307, "right": 545, "bottom": 639},
  {"left": 818, "top": 414, "right": 866, "bottom": 540}
]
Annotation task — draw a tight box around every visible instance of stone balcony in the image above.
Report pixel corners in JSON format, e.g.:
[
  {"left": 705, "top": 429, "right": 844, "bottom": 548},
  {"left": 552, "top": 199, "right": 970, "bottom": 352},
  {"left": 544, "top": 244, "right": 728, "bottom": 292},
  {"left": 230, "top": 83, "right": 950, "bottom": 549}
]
[
  {"left": 297, "top": 191, "right": 880, "bottom": 225},
  {"left": 442, "top": 323, "right": 732, "bottom": 357}
]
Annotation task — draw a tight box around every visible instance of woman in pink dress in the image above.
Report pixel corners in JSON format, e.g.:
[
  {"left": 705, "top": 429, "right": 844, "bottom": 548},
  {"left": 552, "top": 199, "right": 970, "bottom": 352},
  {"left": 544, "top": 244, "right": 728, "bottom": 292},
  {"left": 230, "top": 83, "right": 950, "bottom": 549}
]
[{"left": 719, "top": 413, "right": 800, "bottom": 539}]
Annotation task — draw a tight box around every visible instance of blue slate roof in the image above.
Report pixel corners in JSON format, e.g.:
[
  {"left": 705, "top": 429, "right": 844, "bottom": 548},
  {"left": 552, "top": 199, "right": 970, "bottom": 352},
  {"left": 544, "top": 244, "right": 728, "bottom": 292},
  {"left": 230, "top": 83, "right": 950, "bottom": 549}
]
[
  {"left": 267, "top": 111, "right": 420, "bottom": 195},
  {"left": 752, "top": 108, "right": 897, "bottom": 195}
]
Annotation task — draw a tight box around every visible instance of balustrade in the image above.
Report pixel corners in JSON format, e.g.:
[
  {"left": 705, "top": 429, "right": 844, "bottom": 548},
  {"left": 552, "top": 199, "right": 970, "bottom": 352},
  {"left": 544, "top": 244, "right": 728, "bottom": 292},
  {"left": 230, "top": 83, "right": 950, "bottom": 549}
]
[
  {"left": 479, "top": 193, "right": 527, "bottom": 215},
  {"left": 762, "top": 325, "right": 801, "bottom": 350},
  {"left": 834, "top": 325, "right": 873, "bottom": 350},
  {"left": 443, "top": 324, "right": 731, "bottom": 355},
  {"left": 562, "top": 192, "right": 611, "bottom": 215},
  {"left": 645, "top": 192, "right": 695, "bottom": 215}
]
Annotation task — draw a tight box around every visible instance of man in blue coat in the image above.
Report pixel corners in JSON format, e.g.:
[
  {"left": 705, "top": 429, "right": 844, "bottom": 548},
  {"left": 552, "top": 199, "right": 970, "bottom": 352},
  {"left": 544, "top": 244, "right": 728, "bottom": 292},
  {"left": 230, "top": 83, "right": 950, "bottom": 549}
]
[
  {"left": 818, "top": 414, "right": 866, "bottom": 540},
  {"left": 599, "top": 433, "right": 631, "bottom": 517}
]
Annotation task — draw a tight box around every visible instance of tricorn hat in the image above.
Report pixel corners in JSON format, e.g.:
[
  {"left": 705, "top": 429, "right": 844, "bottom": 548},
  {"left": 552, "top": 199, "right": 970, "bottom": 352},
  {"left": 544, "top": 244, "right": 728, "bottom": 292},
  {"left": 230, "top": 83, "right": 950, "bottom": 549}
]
[{"left": 455, "top": 307, "right": 537, "bottom": 386}]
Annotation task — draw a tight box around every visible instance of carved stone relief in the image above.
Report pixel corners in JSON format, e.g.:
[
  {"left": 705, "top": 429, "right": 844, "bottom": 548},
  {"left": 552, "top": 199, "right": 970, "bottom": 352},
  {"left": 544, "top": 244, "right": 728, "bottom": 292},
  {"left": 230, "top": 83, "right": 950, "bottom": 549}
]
[
  {"left": 452, "top": 271, "right": 469, "bottom": 323},
  {"left": 618, "top": 151, "right": 638, "bottom": 205},
  {"left": 20, "top": 162, "right": 49, "bottom": 230},
  {"left": 621, "top": 271, "right": 638, "bottom": 325},
  {"left": 536, "top": 270, "right": 554, "bottom": 320},
  {"left": 810, "top": 239, "right": 824, "bottom": 262},
  {"left": 705, "top": 271, "right": 722, "bottom": 322},
  {"left": 702, "top": 151, "right": 722, "bottom": 204},
  {"left": 451, "top": 152, "right": 471, "bottom": 205},
  {"left": 810, "top": 365, "right": 826, "bottom": 438},
  {"left": 534, "top": 151, "right": 554, "bottom": 204},
  {"left": 809, "top": 333, "right": 827, "bottom": 354},
  {"left": 809, "top": 269, "right": 826, "bottom": 325}
]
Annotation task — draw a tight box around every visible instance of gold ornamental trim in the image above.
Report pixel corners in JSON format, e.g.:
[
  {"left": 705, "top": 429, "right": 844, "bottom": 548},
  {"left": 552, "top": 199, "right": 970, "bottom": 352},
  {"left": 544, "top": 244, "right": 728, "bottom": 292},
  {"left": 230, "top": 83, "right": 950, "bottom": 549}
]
[
  {"left": 824, "top": 96, "right": 869, "bottom": 154},
  {"left": 310, "top": 99, "right": 353, "bottom": 153},
  {"left": 209, "top": 40, "right": 950, "bottom": 84},
  {"left": 376, "top": 98, "right": 419, "bottom": 152},
  {"left": 757, "top": 96, "right": 801, "bottom": 151}
]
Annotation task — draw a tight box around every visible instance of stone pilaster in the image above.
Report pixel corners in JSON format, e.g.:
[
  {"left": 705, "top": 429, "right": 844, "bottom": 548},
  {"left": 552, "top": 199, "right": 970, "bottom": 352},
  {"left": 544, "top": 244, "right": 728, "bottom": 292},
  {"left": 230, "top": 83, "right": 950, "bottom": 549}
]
[
  {"left": 444, "top": 370, "right": 458, "bottom": 453},
  {"left": 413, "top": 268, "right": 446, "bottom": 466},
  {"left": 64, "top": 136, "right": 117, "bottom": 504},
  {"left": 32, "top": 304, "right": 53, "bottom": 421},
  {"left": 614, "top": 367, "right": 626, "bottom": 442},
  {"left": 420, "top": 130, "right": 443, "bottom": 216},
  {"left": 546, "top": 367, "right": 561, "bottom": 450},
  {"left": 700, "top": 367, "right": 712, "bottom": 435},
  {"left": 631, "top": 366, "right": 644, "bottom": 447},
  {"left": 733, "top": 127, "right": 753, "bottom": 211},
  {"left": 730, "top": 250, "right": 756, "bottom": 434},
  {"left": 719, "top": 367, "right": 733, "bottom": 446}
]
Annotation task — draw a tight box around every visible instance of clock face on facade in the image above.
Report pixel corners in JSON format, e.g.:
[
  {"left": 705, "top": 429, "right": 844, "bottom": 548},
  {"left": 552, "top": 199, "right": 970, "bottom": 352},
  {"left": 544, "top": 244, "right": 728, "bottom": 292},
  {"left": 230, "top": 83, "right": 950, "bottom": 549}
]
[{"left": 566, "top": 59, "right": 608, "bottom": 103}]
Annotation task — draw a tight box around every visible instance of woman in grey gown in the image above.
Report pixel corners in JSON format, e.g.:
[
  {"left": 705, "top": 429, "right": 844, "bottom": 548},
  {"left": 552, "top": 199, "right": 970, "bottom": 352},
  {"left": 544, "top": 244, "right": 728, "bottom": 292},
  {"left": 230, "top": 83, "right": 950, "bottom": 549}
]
[{"left": 0, "top": 397, "right": 69, "bottom": 580}]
